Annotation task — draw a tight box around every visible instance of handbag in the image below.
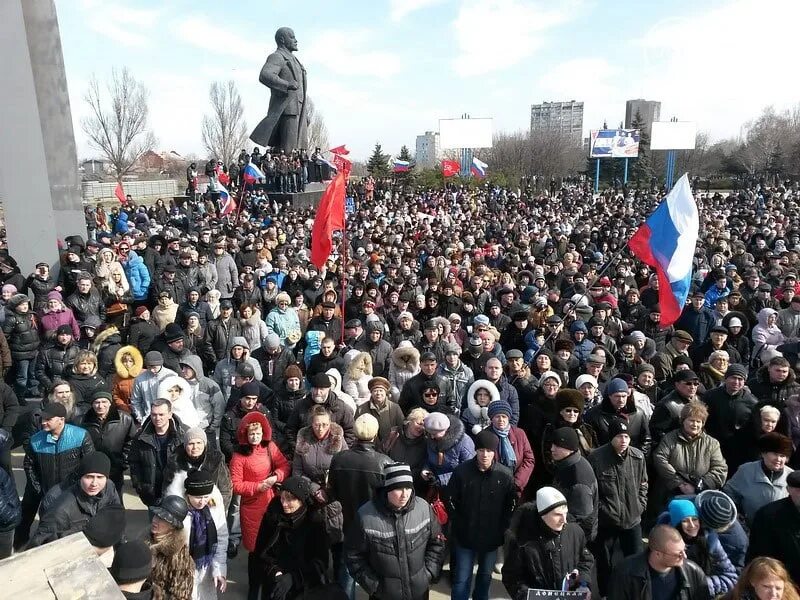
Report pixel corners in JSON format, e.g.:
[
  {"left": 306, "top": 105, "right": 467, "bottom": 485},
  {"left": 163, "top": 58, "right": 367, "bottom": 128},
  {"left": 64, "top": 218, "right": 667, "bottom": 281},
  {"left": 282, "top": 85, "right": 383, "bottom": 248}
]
[{"left": 426, "top": 486, "right": 448, "bottom": 526}]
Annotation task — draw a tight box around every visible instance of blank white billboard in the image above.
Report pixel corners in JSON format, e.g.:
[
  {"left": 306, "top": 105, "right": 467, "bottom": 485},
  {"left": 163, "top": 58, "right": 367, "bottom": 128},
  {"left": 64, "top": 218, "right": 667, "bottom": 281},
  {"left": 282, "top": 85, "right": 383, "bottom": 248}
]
[
  {"left": 650, "top": 121, "right": 697, "bottom": 150},
  {"left": 439, "top": 118, "right": 493, "bottom": 149}
]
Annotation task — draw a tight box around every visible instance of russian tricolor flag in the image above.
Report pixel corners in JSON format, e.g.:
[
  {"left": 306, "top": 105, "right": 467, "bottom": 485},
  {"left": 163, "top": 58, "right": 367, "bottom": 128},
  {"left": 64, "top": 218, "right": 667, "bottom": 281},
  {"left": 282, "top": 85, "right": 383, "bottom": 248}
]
[
  {"left": 218, "top": 184, "right": 237, "bottom": 216},
  {"left": 393, "top": 159, "right": 410, "bottom": 173},
  {"left": 243, "top": 161, "right": 265, "bottom": 184},
  {"left": 471, "top": 157, "right": 488, "bottom": 178},
  {"left": 628, "top": 174, "right": 699, "bottom": 327}
]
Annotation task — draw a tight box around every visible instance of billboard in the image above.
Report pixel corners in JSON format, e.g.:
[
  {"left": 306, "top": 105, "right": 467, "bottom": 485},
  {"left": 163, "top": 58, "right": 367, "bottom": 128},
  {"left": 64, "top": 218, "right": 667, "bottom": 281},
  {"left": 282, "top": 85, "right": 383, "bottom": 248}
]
[
  {"left": 439, "top": 118, "right": 493, "bottom": 149},
  {"left": 650, "top": 121, "right": 697, "bottom": 150},
  {"left": 589, "top": 129, "right": 640, "bottom": 158}
]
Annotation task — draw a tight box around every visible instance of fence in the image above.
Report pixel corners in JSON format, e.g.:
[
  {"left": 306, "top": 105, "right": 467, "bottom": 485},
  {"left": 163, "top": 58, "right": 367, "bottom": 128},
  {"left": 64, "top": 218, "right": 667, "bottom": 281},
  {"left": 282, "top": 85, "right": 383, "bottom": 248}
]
[{"left": 81, "top": 180, "right": 180, "bottom": 204}]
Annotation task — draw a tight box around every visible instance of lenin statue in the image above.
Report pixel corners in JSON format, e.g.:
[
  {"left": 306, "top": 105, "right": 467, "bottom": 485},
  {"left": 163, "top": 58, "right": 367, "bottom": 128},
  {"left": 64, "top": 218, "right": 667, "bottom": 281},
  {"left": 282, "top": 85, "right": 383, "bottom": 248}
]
[{"left": 250, "top": 27, "right": 308, "bottom": 153}]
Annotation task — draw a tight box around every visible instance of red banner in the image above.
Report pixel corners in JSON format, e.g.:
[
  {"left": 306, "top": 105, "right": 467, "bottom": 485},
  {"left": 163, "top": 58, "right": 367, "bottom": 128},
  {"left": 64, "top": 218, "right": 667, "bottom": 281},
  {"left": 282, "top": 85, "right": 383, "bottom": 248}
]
[{"left": 441, "top": 159, "right": 460, "bottom": 177}]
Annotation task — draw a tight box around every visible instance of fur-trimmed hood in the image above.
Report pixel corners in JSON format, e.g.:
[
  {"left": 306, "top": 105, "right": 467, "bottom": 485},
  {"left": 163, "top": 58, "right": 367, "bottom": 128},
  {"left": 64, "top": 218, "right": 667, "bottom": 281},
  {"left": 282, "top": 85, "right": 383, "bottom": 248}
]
[
  {"left": 295, "top": 421, "right": 345, "bottom": 456},
  {"left": 346, "top": 351, "right": 373, "bottom": 379},
  {"left": 434, "top": 316, "right": 451, "bottom": 337},
  {"left": 114, "top": 345, "right": 143, "bottom": 379},
  {"left": 91, "top": 325, "right": 120, "bottom": 354},
  {"left": 466, "top": 379, "right": 501, "bottom": 419},
  {"left": 391, "top": 342, "right": 420, "bottom": 372},
  {"left": 430, "top": 413, "right": 468, "bottom": 452},
  {"left": 326, "top": 368, "right": 344, "bottom": 392}
]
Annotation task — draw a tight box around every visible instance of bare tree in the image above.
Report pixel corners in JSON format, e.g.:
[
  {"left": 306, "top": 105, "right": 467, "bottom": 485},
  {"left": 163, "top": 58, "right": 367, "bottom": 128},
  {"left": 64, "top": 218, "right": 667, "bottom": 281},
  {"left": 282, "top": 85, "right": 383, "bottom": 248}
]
[
  {"left": 306, "top": 97, "right": 330, "bottom": 151},
  {"left": 201, "top": 80, "right": 248, "bottom": 167},
  {"left": 488, "top": 129, "right": 583, "bottom": 182},
  {"left": 82, "top": 68, "right": 157, "bottom": 181}
]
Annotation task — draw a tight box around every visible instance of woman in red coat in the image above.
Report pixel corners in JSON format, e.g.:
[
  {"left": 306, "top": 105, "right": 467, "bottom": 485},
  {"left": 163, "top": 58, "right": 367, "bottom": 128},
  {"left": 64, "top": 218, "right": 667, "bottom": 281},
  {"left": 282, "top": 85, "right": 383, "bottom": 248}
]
[
  {"left": 487, "top": 400, "right": 534, "bottom": 496},
  {"left": 229, "top": 411, "right": 290, "bottom": 600}
]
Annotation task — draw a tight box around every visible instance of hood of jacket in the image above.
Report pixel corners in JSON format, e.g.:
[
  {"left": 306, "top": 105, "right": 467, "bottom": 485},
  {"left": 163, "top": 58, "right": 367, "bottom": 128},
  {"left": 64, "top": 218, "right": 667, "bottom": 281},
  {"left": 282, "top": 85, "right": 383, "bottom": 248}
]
[
  {"left": 466, "top": 379, "right": 501, "bottom": 419},
  {"left": 179, "top": 353, "right": 204, "bottom": 379},
  {"left": 431, "top": 413, "right": 467, "bottom": 452},
  {"left": 757, "top": 307, "right": 779, "bottom": 327},
  {"left": 235, "top": 410, "right": 273, "bottom": 444},
  {"left": 114, "top": 345, "right": 143, "bottom": 379},
  {"left": 391, "top": 343, "right": 420, "bottom": 372},
  {"left": 157, "top": 374, "right": 190, "bottom": 402},
  {"left": 434, "top": 316, "right": 451, "bottom": 337},
  {"left": 346, "top": 351, "right": 373, "bottom": 379},
  {"left": 230, "top": 336, "right": 250, "bottom": 353},
  {"left": 326, "top": 368, "right": 343, "bottom": 392},
  {"left": 92, "top": 326, "right": 120, "bottom": 353}
]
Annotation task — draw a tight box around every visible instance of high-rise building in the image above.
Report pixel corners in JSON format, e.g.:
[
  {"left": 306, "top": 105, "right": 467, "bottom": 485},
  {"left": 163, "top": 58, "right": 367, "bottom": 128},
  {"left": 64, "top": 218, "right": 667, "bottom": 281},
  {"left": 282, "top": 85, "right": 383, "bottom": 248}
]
[
  {"left": 625, "top": 99, "right": 661, "bottom": 135},
  {"left": 415, "top": 131, "right": 440, "bottom": 170},
  {"left": 530, "top": 100, "right": 584, "bottom": 145}
]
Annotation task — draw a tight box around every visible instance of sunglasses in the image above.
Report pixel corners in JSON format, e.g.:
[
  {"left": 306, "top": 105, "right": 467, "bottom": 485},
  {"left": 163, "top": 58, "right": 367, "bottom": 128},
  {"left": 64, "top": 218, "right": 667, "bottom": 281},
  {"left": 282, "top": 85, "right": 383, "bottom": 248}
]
[
  {"left": 681, "top": 381, "right": 700, "bottom": 387},
  {"left": 423, "top": 392, "right": 439, "bottom": 397},
  {"left": 562, "top": 408, "right": 580, "bottom": 414}
]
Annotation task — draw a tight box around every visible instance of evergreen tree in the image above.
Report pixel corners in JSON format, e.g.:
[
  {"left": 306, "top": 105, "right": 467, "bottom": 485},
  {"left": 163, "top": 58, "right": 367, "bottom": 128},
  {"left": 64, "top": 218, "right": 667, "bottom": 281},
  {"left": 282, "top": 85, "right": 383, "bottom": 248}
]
[
  {"left": 398, "top": 145, "right": 413, "bottom": 162},
  {"left": 394, "top": 144, "right": 415, "bottom": 188},
  {"left": 630, "top": 110, "right": 654, "bottom": 188},
  {"left": 366, "top": 143, "right": 390, "bottom": 178}
]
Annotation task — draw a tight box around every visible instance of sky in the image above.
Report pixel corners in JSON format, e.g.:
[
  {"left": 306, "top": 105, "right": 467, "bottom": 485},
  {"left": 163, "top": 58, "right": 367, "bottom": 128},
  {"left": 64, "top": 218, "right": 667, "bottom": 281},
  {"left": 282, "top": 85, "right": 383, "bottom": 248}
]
[{"left": 57, "top": 0, "right": 800, "bottom": 161}]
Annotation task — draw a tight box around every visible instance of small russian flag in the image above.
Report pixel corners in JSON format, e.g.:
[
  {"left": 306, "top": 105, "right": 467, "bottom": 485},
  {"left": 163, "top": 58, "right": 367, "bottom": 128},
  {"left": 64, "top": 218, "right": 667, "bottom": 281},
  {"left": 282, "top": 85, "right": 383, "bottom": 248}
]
[
  {"left": 218, "top": 184, "right": 237, "bottom": 216},
  {"left": 243, "top": 161, "right": 265, "bottom": 184},
  {"left": 393, "top": 159, "right": 410, "bottom": 173},
  {"left": 471, "top": 157, "right": 488, "bottom": 178}
]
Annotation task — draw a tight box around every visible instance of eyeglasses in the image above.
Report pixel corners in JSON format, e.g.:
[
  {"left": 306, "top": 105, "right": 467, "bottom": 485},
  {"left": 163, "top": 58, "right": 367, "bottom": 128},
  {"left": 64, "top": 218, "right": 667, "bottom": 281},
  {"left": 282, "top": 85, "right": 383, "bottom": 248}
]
[
  {"left": 423, "top": 392, "right": 438, "bottom": 397},
  {"left": 562, "top": 408, "right": 580, "bottom": 414},
  {"left": 656, "top": 548, "right": 687, "bottom": 559},
  {"left": 680, "top": 381, "right": 700, "bottom": 387}
]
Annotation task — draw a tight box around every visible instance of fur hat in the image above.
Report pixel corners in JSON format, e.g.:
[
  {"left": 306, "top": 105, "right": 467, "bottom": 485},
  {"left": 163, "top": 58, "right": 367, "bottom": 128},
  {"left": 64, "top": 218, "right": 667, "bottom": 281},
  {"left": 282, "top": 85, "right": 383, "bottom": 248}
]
[
  {"left": 284, "top": 364, "right": 303, "bottom": 380},
  {"left": 556, "top": 389, "right": 585, "bottom": 412},
  {"left": 758, "top": 432, "right": 793, "bottom": 456}
]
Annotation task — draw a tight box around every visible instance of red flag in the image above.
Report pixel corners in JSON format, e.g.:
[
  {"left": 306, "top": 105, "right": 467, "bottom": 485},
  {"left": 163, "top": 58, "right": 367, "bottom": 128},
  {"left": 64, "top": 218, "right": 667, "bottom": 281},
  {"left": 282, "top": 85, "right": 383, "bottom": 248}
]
[
  {"left": 441, "top": 159, "right": 460, "bottom": 177},
  {"left": 218, "top": 171, "right": 230, "bottom": 186},
  {"left": 310, "top": 172, "right": 346, "bottom": 268},
  {"left": 329, "top": 144, "right": 350, "bottom": 156},
  {"left": 114, "top": 182, "right": 126, "bottom": 204},
  {"left": 332, "top": 154, "right": 352, "bottom": 178}
]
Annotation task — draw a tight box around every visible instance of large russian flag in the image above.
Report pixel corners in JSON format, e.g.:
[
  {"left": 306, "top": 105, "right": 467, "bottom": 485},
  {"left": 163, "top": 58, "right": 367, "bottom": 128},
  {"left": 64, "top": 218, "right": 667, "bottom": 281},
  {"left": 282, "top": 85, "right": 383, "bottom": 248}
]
[
  {"left": 393, "top": 159, "right": 410, "bottom": 173},
  {"left": 243, "top": 161, "right": 265, "bottom": 184},
  {"left": 628, "top": 174, "right": 699, "bottom": 327},
  {"left": 218, "top": 184, "right": 237, "bottom": 216},
  {"left": 471, "top": 157, "right": 488, "bottom": 178}
]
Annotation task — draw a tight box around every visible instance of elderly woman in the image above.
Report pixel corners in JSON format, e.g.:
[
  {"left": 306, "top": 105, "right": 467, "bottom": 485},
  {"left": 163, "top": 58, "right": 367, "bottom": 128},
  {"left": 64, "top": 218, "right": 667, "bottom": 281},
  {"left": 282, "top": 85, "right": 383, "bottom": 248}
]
[
  {"left": 488, "top": 400, "right": 534, "bottom": 496},
  {"left": 354, "top": 376, "right": 404, "bottom": 446},
  {"left": 653, "top": 401, "right": 728, "bottom": 514},
  {"left": 724, "top": 432, "right": 794, "bottom": 525},
  {"left": 730, "top": 404, "right": 782, "bottom": 473},
  {"left": 383, "top": 407, "right": 429, "bottom": 494},
  {"left": 541, "top": 389, "right": 598, "bottom": 471},
  {"left": 292, "top": 405, "right": 345, "bottom": 486},
  {"left": 229, "top": 411, "right": 290, "bottom": 595},
  {"left": 461, "top": 379, "right": 501, "bottom": 435},
  {"left": 38, "top": 290, "right": 80, "bottom": 340},
  {"left": 265, "top": 292, "right": 302, "bottom": 349},
  {"left": 752, "top": 308, "right": 785, "bottom": 366},
  {"left": 699, "top": 350, "right": 730, "bottom": 390}
]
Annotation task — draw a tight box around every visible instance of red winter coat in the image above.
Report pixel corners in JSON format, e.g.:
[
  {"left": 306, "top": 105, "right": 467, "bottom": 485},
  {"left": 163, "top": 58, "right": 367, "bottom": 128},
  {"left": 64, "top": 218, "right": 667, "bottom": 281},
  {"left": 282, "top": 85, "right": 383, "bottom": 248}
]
[
  {"left": 508, "top": 426, "right": 535, "bottom": 495},
  {"left": 230, "top": 411, "right": 290, "bottom": 551}
]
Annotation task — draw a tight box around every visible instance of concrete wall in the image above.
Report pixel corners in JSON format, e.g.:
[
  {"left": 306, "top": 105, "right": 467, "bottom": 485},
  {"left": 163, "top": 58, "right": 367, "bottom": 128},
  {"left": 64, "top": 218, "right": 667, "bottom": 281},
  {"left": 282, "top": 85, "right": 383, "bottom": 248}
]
[{"left": 81, "top": 180, "right": 179, "bottom": 203}]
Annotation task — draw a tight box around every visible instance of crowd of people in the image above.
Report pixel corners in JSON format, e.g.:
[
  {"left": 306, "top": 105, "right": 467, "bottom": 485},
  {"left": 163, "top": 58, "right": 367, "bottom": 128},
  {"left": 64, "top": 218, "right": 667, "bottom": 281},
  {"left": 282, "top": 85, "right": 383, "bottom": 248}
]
[{"left": 0, "top": 174, "right": 799, "bottom": 600}]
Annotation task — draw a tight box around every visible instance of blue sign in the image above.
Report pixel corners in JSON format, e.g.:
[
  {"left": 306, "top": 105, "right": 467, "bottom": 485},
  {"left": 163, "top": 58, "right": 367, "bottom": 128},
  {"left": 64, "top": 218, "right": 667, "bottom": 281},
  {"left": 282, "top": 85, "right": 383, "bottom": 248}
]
[{"left": 345, "top": 196, "right": 355, "bottom": 214}]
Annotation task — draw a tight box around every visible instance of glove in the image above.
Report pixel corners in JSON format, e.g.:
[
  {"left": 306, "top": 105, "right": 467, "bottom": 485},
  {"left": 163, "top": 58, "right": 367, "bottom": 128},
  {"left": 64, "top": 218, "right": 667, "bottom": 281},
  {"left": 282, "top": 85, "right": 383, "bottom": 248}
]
[{"left": 270, "top": 573, "right": 293, "bottom": 600}]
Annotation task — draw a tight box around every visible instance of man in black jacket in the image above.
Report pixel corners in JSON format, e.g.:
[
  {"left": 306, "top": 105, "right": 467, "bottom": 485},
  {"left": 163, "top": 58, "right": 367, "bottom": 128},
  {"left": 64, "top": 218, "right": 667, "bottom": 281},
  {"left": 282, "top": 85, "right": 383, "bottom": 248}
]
[
  {"left": 399, "top": 352, "right": 447, "bottom": 414},
  {"left": 585, "top": 377, "right": 651, "bottom": 455},
  {"left": 305, "top": 336, "right": 345, "bottom": 380},
  {"left": 35, "top": 325, "right": 79, "bottom": 392},
  {"left": 746, "top": 471, "right": 800, "bottom": 585},
  {"left": 703, "top": 364, "right": 757, "bottom": 468},
  {"left": 128, "top": 398, "right": 186, "bottom": 507},
  {"left": 551, "top": 426, "right": 598, "bottom": 542},
  {"left": 330, "top": 413, "right": 392, "bottom": 598},
  {"left": 588, "top": 418, "right": 649, "bottom": 596},
  {"left": 608, "top": 524, "right": 709, "bottom": 600},
  {"left": 447, "top": 429, "right": 516, "bottom": 600}
]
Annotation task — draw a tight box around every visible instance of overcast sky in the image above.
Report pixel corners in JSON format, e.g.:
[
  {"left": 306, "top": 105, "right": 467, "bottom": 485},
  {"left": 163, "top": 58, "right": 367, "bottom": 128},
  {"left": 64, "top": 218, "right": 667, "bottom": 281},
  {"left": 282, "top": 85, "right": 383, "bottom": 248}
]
[{"left": 58, "top": 0, "right": 800, "bottom": 161}]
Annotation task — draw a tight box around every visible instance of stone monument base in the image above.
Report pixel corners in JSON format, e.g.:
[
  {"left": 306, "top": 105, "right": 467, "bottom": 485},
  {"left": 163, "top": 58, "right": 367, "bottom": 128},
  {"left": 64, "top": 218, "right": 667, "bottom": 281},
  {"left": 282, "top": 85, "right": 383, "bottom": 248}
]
[{"left": 268, "top": 181, "right": 327, "bottom": 210}]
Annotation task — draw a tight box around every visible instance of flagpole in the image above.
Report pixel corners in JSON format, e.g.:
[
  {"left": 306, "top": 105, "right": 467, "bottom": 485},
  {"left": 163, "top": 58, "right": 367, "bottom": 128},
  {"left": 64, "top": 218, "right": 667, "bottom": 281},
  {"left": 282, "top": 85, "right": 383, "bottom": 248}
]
[{"left": 340, "top": 206, "right": 348, "bottom": 346}]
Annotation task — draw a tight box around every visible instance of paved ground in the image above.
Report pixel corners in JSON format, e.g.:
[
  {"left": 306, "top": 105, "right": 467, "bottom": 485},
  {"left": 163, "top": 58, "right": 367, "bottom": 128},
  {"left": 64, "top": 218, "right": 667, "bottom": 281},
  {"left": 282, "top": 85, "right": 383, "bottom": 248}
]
[{"left": 9, "top": 412, "right": 508, "bottom": 599}]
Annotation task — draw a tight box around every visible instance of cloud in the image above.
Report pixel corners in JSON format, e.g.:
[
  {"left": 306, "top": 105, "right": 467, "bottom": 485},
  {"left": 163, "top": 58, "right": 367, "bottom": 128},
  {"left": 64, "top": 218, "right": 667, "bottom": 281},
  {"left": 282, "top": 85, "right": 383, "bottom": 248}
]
[
  {"left": 389, "top": 0, "right": 447, "bottom": 22},
  {"left": 304, "top": 30, "right": 404, "bottom": 78},
  {"left": 173, "top": 16, "right": 266, "bottom": 62},
  {"left": 632, "top": 0, "right": 800, "bottom": 139},
  {"left": 79, "top": 0, "right": 161, "bottom": 47},
  {"left": 451, "top": 0, "right": 579, "bottom": 76}
]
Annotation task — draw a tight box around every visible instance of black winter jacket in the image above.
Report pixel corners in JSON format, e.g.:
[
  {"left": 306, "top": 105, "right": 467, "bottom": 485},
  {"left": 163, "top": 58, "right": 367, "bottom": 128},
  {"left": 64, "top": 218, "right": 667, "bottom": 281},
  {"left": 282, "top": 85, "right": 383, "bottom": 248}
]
[
  {"left": 398, "top": 371, "right": 448, "bottom": 414},
  {"left": 66, "top": 289, "right": 106, "bottom": 325},
  {"left": 252, "top": 346, "right": 297, "bottom": 391},
  {"left": 66, "top": 371, "right": 110, "bottom": 408},
  {"left": 346, "top": 491, "right": 445, "bottom": 600},
  {"left": 270, "top": 382, "right": 305, "bottom": 436},
  {"left": 202, "top": 317, "right": 243, "bottom": 362},
  {"left": 747, "top": 497, "right": 800, "bottom": 586},
  {"left": 502, "top": 504, "right": 595, "bottom": 600},
  {"left": 588, "top": 443, "right": 648, "bottom": 529},
  {"left": 128, "top": 415, "right": 186, "bottom": 506},
  {"left": 127, "top": 318, "right": 159, "bottom": 355},
  {"left": 2, "top": 308, "right": 40, "bottom": 360},
  {"left": 329, "top": 442, "right": 392, "bottom": 526},
  {"left": 607, "top": 551, "right": 710, "bottom": 600},
  {"left": 35, "top": 341, "right": 80, "bottom": 391},
  {"left": 703, "top": 384, "right": 758, "bottom": 460},
  {"left": 585, "top": 395, "right": 652, "bottom": 455},
  {"left": 446, "top": 458, "right": 516, "bottom": 551},
  {"left": 0, "top": 382, "right": 19, "bottom": 432},
  {"left": 552, "top": 451, "right": 599, "bottom": 541},
  {"left": 81, "top": 406, "right": 137, "bottom": 479}
]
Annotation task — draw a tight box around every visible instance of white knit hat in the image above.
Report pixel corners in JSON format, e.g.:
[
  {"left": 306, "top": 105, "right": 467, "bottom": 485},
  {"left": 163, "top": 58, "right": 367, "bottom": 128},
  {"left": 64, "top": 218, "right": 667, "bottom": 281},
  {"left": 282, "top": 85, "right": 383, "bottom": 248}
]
[
  {"left": 536, "top": 486, "right": 568, "bottom": 515},
  {"left": 575, "top": 374, "right": 598, "bottom": 390}
]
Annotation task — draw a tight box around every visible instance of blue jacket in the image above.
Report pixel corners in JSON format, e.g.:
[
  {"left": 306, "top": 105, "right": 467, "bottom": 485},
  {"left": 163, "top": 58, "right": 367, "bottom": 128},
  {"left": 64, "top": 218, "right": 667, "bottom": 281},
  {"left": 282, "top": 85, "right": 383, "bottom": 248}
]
[
  {"left": 424, "top": 414, "right": 476, "bottom": 486},
  {"left": 675, "top": 306, "right": 716, "bottom": 346},
  {"left": 122, "top": 251, "right": 151, "bottom": 301},
  {"left": 114, "top": 211, "right": 129, "bottom": 234},
  {"left": 24, "top": 423, "right": 94, "bottom": 493}
]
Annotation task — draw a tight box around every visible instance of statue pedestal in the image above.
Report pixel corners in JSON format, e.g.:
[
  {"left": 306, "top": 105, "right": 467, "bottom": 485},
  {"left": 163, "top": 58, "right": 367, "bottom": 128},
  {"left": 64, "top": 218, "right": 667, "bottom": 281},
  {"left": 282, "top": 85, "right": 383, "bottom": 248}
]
[{"left": 266, "top": 181, "right": 327, "bottom": 210}]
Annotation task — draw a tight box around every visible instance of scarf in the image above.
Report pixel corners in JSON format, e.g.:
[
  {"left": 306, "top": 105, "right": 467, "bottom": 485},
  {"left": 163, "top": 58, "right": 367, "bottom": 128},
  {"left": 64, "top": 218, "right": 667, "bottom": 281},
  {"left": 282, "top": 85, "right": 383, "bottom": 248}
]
[
  {"left": 492, "top": 425, "right": 516, "bottom": 470},
  {"left": 188, "top": 505, "right": 218, "bottom": 569}
]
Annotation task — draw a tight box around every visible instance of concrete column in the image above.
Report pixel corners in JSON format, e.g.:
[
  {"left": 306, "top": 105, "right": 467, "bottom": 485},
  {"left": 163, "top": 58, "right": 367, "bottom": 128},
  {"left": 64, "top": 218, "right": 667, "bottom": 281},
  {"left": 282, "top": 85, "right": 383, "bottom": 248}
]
[{"left": 0, "top": 0, "right": 83, "bottom": 274}]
